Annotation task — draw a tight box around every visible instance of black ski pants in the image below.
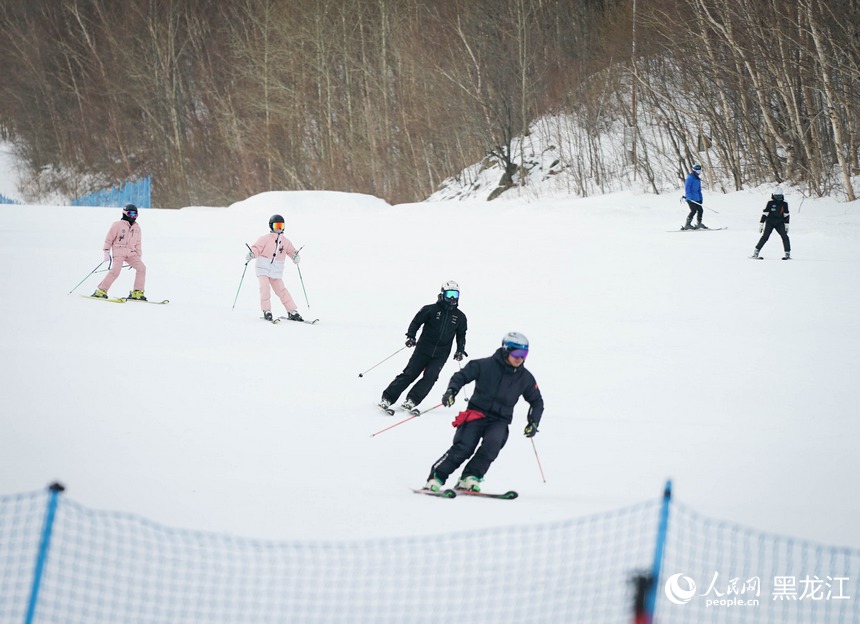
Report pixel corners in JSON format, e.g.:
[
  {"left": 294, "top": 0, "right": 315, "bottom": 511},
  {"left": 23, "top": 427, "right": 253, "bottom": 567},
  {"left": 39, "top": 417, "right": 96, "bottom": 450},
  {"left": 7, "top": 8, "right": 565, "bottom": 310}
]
[
  {"left": 383, "top": 350, "right": 447, "bottom": 405},
  {"left": 756, "top": 222, "right": 790, "bottom": 253},
  {"left": 686, "top": 200, "right": 703, "bottom": 224},
  {"left": 429, "top": 418, "right": 510, "bottom": 482}
]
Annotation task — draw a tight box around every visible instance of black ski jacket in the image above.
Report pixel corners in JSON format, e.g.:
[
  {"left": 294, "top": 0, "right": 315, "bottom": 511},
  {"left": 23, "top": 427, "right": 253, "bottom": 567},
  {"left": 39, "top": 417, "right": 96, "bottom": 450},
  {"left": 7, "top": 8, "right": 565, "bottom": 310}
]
[
  {"left": 760, "top": 200, "right": 789, "bottom": 225},
  {"left": 447, "top": 348, "right": 544, "bottom": 426},
  {"left": 407, "top": 301, "right": 467, "bottom": 357}
]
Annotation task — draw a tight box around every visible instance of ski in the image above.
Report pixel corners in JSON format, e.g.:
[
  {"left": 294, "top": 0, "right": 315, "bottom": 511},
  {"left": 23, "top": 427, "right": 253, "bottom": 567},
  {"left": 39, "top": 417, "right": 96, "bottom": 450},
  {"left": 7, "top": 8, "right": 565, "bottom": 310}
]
[
  {"left": 454, "top": 489, "right": 519, "bottom": 500},
  {"left": 262, "top": 316, "right": 281, "bottom": 324},
  {"left": 122, "top": 298, "right": 169, "bottom": 304},
  {"left": 750, "top": 256, "right": 764, "bottom": 260},
  {"left": 399, "top": 406, "right": 422, "bottom": 417},
  {"left": 377, "top": 404, "right": 395, "bottom": 416},
  {"left": 668, "top": 227, "right": 727, "bottom": 232},
  {"left": 277, "top": 316, "right": 320, "bottom": 325},
  {"left": 782, "top": 257, "right": 792, "bottom": 261},
  {"left": 80, "top": 294, "right": 126, "bottom": 304},
  {"left": 412, "top": 488, "right": 456, "bottom": 499}
]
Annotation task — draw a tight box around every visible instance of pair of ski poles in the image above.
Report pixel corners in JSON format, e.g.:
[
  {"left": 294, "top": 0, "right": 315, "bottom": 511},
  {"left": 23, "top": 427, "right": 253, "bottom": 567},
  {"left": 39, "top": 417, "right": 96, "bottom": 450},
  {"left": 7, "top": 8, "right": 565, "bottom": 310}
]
[
  {"left": 233, "top": 244, "right": 309, "bottom": 310},
  {"left": 68, "top": 258, "right": 131, "bottom": 294},
  {"left": 361, "top": 347, "right": 546, "bottom": 483}
]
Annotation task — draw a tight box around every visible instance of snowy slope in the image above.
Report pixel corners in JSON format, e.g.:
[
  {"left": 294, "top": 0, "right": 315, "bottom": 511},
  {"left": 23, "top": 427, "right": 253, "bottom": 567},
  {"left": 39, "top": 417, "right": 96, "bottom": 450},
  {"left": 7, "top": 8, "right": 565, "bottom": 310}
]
[{"left": 0, "top": 188, "right": 859, "bottom": 550}]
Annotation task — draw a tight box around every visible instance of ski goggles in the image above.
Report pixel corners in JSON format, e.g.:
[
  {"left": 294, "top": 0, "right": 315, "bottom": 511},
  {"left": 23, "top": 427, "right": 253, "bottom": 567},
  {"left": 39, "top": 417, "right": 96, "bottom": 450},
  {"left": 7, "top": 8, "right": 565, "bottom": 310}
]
[
  {"left": 443, "top": 290, "right": 459, "bottom": 300},
  {"left": 272, "top": 222, "right": 285, "bottom": 231},
  {"left": 125, "top": 209, "right": 138, "bottom": 218},
  {"left": 507, "top": 348, "right": 528, "bottom": 359}
]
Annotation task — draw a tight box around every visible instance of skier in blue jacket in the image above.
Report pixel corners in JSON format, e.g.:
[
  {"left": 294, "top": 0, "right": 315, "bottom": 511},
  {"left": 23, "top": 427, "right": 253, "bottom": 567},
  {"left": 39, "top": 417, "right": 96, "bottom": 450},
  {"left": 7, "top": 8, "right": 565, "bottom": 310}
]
[{"left": 682, "top": 164, "right": 707, "bottom": 229}]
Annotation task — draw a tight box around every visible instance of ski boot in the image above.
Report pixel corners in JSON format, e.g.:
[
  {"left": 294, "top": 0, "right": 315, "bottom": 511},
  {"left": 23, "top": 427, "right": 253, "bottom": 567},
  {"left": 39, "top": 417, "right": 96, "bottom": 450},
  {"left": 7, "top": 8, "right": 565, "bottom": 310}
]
[
  {"left": 456, "top": 475, "right": 482, "bottom": 492},
  {"left": 128, "top": 289, "right": 147, "bottom": 301},
  {"left": 424, "top": 477, "right": 443, "bottom": 493},
  {"left": 697, "top": 221, "right": 709, "bottom": 229},
  {"left": 750, "top": 249, "right": 762, "bottom": 260},
  {"left": 263, "top": 310, "right": 274, "bottom": 321},
  {"left": 287, "top": 311, "right": 304, "bottom": 322},
  {"left": 378, "top": 398, "right": 392, "bottom": 410},
  {"left": 783, "top": 251, "right": 791, "bottom": 260},
  {"left": 92, "top": 288, "right": 108, "bottom": 299},
  {"left": 401, "top": 398, "right": 417, "bottom": 412}
]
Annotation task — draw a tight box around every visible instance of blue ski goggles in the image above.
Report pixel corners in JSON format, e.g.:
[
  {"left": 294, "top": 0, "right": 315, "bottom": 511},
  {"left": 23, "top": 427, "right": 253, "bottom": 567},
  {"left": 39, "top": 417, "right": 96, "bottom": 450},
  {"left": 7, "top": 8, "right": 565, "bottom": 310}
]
[
  {"left": 443, "top": 290, "right": 459, "bottom": 300},
  {"left": 507, "top": 348, "right": 528, "bottom": 359}
]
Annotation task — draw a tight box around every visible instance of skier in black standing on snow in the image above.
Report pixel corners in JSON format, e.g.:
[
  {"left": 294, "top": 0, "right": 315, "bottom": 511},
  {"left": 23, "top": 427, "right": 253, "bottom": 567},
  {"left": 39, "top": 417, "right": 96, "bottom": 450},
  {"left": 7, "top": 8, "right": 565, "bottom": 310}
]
[
  {"left": 751, "top": 186, "right": 791, "bottom": 259},
  {"left": 424, "top": 331, "right": 544, "bottom": 493},
  {"left": 378, "top": 281, "right": 468, "bottom": 414}
]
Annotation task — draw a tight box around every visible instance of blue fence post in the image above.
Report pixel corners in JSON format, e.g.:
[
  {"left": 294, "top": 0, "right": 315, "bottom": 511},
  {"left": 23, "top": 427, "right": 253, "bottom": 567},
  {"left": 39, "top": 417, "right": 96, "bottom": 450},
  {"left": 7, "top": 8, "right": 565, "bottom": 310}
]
[
  {"left": 24, "top": 482, "right": 65, "bottom": 624},
  {"left": 643, "top": 480, "right": 672, "bottom": 622}
]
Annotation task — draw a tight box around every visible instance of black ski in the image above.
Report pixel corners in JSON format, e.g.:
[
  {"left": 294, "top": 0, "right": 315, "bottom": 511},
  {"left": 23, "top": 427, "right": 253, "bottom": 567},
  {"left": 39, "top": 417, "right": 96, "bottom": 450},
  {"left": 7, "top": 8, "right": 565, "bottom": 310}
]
[
  {"left": 398, "top": 406, "right": 422, "bottom": 417},
  {"left": 750, "top": 255, "right": 764, "bottom": 260},
  {"left": 454, "top": 489, "right": 519, "bottom": 500},
  {"left": 412, "top": 488, "right": 456, "bottom": 499},
  {"left": 668, "top": 227, "right": 727, "bottom": 232},
  {"left": 377, "top": 404, "right": 395, "bottom": 416},
  {"left": 277, "top": 316, "right": 319, "bottom": 325}
]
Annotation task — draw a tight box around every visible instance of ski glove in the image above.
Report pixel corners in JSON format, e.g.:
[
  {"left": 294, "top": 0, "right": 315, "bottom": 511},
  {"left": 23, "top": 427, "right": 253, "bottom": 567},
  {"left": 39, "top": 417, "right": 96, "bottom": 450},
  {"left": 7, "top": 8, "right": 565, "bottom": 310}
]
[
  {"left": 759, "top": 223, "right": 764, "bottom": 233},
  {"left": 245, "top": 250, "right": 254, "bottom": 262},
  {"left": 103, "top": 250, "right": 111, "bottom": 262},
  {"left": 453, "top": 350, "right": 467, "bottom": 361},
  {"left": 405, "top": 336, "right": 416, "bottom": 348},
  {"left": 293, "top": 253, "right": 301, "bottom": 264},
  {"left": 524, "top": 422, "right": 539, "bottom": 438},
  {"left": 442, "top": 389, "right": 456, "bottom": 407}
]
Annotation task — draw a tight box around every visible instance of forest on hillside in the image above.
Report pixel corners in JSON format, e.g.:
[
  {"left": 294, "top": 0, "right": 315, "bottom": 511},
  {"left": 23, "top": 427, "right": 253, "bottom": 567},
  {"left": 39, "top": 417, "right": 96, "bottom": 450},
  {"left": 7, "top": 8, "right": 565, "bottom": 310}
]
[{"left": 0, "top": 0, "right": 858, "bottom": 207}]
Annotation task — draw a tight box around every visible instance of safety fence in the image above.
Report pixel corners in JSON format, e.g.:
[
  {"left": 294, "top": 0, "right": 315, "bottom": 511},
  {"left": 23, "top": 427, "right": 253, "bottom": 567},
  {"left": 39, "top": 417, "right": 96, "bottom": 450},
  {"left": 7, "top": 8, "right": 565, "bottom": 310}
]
[
  {"left": 71, "top": 177, "right": 150, "bottom": 209},
  {"left": 1, "top": 483, "right": 857, "bottom": 624}
]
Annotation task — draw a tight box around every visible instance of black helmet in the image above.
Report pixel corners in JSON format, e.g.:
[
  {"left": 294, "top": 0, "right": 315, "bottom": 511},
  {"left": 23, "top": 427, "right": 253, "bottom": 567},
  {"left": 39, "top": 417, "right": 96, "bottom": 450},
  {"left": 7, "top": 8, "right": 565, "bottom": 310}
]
[
  {"left": 122, "top": 204, "right": 138, "bottom": 222},
  {"left": 269, "top": 214, "right": 285, "bottom": 232},
  {"left": 438, "top": 280, "right": 460, "bottom": 307}
]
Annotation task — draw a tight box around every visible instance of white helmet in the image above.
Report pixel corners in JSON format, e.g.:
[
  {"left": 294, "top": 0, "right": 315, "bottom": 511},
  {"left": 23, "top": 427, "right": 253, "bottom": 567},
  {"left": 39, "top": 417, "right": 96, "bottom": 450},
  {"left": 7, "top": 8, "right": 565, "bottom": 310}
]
[
  {"left": 772, "top": 186, "right": 784, "bottom": 201},
  {"left": 501, "top": 331, "right": 529, "bottom": 351},
  {"left": 439, "top": 280, "right": 460, "bottom": 306}
]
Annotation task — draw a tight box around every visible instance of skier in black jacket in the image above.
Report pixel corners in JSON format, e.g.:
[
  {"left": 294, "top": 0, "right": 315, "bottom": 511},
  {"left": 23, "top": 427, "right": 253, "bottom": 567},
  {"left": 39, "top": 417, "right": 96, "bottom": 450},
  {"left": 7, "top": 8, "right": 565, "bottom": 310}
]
[
  {"left": 751, "top": 186, "right": 791, "bottom": 259},
  {"left": 424, "top": 331, "right": 544, "bottom": 493},
  {"left": 378, "top": 281, "right": 468, "bottom": 414}
]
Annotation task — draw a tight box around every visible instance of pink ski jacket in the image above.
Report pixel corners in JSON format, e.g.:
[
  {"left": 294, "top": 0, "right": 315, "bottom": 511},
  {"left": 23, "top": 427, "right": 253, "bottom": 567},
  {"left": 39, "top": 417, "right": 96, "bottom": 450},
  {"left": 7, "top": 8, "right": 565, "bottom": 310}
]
[
  {"left": 251, "top": 232, "right": 298, "bottom": 279},
  {"left": 103, "top": 220, "right": 142, "bottom": 257}
]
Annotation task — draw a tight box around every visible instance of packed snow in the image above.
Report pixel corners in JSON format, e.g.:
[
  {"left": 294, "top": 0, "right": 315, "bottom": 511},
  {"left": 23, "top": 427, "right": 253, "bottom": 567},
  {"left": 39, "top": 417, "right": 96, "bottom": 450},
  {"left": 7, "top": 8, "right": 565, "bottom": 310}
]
[{"left": 0, "top": 173, "right": 859, "bottom": 550}]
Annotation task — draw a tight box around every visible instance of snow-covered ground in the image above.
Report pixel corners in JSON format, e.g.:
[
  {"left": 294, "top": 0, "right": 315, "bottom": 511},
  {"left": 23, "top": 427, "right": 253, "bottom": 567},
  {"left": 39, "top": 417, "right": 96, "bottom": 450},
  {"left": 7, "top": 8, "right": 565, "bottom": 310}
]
[{"left": 1, "top": 182, "right": 858, "bottom": 550}]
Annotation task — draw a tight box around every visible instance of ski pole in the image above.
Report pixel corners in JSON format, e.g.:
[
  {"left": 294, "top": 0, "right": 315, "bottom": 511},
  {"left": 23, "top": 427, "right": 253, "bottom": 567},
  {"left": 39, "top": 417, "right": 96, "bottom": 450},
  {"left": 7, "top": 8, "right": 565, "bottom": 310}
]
[
  {"left": 68, "top": 260, "right": 106, "bottom": 294},
  {"left": 294, "top": 246, "right": 309, "bottom": 308},
  {"left": 681, "top": 196, "right": 720, "bottom": 214},
  {"left": 531, "top": 438, "right": 547, "bottom": 483},
  {"left": 370, "top": 414, "right": 418, "bottom": 437},
  {"left": 457, "top": 361, "right": 470, "bottom": 402},
  {"left": 358, "top": 346, "right": 407, "bottom": 378},
  {"left": 232, "top": 244, "right": 253, "bottom": 310}
]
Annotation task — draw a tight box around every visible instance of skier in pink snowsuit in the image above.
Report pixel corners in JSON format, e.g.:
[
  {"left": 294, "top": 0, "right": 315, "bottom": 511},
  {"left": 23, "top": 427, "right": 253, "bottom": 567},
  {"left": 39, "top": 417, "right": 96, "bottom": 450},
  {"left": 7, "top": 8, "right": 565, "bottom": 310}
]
[
  {"left": 92, "top": 204, "right": 147, "bottom": 300},
  {"left": 247, "top": 214, "right": 304, "bottom": 322}
]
